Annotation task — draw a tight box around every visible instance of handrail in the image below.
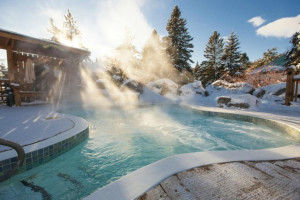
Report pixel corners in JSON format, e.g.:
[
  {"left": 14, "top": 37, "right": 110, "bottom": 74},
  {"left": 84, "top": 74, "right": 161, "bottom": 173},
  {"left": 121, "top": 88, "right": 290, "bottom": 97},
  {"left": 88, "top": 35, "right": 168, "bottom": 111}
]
[{"left": 0, "top": 138, "right": 25, "bottom": 182}]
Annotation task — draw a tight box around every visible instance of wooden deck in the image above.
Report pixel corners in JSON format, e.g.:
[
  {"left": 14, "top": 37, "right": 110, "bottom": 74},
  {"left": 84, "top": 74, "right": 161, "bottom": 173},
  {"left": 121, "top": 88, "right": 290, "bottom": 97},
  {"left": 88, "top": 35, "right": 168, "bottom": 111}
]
[{"left": 138, "top": 158, "right": 300, "bottom": 200}]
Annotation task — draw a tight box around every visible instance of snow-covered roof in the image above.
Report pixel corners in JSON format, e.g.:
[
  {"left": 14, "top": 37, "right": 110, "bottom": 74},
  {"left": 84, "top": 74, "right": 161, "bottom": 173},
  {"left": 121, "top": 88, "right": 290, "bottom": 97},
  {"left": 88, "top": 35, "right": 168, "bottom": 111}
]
[{"left": 0, "top": 28, "right": 90, "bottom": 58}]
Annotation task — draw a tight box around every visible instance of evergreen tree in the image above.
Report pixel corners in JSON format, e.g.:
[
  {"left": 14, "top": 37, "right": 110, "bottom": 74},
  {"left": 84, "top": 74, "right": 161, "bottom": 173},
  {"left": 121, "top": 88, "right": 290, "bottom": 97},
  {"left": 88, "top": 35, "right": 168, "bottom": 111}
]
[
  {"left": 250, "top": 48, "right": 281, "bottom": 69},
  {"left": 166, "top": 5, "right": 194, "bottom": 72},
  {"left": 193, "top": 61, "right": 212, "bottom": 86},
  {"left": 286, "top": 31, "right": 300, "bottom": 68},
  {"left": 47, "top": 10, "right": 85, "bottom": 48},
  {"left": 63, "top": 9, "right": 81, "bottom": 41},
  {"left": 263, "top": 47, "right": 279, "bottom": 64},
  {"left": 193, "top": 61, "right": 201, "bottom": 80},
  {"left": 47, "top": 18, "right": 61, "bottom": 42},
  {"left": 142, "top": 30, "right": 162, "bottom": 68},
  {"left": 141, "top": 30, "right": 171, "bottom": 81},
  {"left": 194, "top": 61, "right": 200, "bottom": 68},
  {"left": 221, "top": 32, "right": 241, "bottom": 76},
  {"left": 203, "top": 31, "right": 224, "bottom": 80},
  {"left": 115, "top": 29, "right": 139, "bottom": 69},
  {"left": 0, "top": 62, "right": 7, "bottom": 78},
  {"left": 107, "top": 29, "right": 140, "bottom": 82},
  {"left": 239, "top": 52, "right": 250, "bottom": 71}
]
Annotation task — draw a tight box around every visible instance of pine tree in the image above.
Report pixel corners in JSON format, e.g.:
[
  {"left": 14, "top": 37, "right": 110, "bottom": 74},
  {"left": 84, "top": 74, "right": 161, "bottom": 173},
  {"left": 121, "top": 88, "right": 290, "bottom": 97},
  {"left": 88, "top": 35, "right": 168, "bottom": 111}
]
[
  {"left": 286, "top": 31, "right": 300, "bottom": 68},
  {"left": 221, "top": 32, "right": 241, "bottom": 76},
  {"left": 239, "top": 52, "right": 250, "bottom": 71},
  {"left": 47, "top": 10, "right": 85, "bottom": 48},
  {"left": 203, "top": 31, "right": 224, "bottom": 81},
  {"left": 193, "top": 62, "right": 200, "bottom": 79},
  {"left": 108, "top": 29, "right": 140, "bottom": 82},
  {"left": 263, "top": 47, "right": 279, "bottom": 64},
  {"left": 142, "top": 30, "right": 162, "bottom": 67},
  {"left": 115, "top": 29, "right": 139, "bottom": 69},
  {"left": 63, "top": 9, "right": 81, "bottom": 41},
  {"left": 166, "top": 5, "right": 194, "bottom": 72},
  {"left": 141, "top": 30, "right": 172, "bottom": 82},
  {"left": 47, "top": 18, "right": 61, "bottom": 42}
]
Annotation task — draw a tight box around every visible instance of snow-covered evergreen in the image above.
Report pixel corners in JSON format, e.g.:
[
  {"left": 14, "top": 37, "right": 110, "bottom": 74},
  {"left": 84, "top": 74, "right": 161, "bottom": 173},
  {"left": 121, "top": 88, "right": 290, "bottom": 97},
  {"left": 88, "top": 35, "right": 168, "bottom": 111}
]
[
  {"left": 166, "top": 5, "right": 194, "bottom": 72},
  {"left": 221, "top": 32, "right": 241, "bottom": 76},
  {"left": 194, "top": 31, "right": 224, "bottom": 85}
]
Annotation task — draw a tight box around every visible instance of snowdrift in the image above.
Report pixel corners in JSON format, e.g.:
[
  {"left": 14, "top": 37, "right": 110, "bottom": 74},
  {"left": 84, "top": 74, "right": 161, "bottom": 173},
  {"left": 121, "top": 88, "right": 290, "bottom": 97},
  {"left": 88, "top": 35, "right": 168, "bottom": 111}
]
[
  {"left": 179, "top": 81, "right": 206, "bottom": 96},
  {"left": 206, "top": 80, "right": 254, "bottom": 95}
]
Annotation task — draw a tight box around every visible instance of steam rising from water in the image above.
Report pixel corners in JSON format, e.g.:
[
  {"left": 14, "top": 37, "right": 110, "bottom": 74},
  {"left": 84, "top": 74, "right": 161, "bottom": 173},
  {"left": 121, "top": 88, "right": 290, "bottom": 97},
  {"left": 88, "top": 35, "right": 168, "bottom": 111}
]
[
  {"left": 79, "top": 66, "right": 139, "bottom": 108},
  {"left": 42, "top": 0, "right": 186, "bottom": 108}
]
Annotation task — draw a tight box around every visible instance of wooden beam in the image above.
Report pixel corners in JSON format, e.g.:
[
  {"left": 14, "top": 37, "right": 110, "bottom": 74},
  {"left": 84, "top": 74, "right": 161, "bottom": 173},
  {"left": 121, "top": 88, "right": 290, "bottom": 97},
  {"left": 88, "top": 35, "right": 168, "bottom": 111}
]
[
  {"left": 0, "top": 30, "right": 90, "bottom": 56},
  {"left": 294, "top": 80, "right": 299, "bottom": 102},
  {"left": 7, "top": 39, "right": 15, "bottom": 82},
  {"left": 285, "top": 70, "right": 295, "bottom": 105},
  {"left": 0, "top": 37, "right": 10, "bottom": 49}
]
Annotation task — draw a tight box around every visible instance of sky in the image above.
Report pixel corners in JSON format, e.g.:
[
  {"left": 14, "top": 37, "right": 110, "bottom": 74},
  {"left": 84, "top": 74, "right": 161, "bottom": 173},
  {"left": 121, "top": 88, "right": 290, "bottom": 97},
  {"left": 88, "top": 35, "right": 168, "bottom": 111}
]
[{"left": 0, "top": 0, "right": 300, "bottom": 66}]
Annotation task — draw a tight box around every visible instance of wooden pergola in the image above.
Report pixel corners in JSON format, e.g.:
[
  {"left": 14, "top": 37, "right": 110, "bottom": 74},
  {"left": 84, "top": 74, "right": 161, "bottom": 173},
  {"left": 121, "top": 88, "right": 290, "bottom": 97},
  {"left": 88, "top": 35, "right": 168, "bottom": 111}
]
[{"left": 0, "top": 28, "right": 90, "bottom": 106}]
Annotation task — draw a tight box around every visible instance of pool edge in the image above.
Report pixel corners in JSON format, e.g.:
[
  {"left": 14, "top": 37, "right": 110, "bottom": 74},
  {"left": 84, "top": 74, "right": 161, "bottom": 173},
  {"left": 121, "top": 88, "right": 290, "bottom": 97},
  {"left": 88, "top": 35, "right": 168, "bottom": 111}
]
[{"left": 0, "top": 113, "right": 89, "bottom": 177}]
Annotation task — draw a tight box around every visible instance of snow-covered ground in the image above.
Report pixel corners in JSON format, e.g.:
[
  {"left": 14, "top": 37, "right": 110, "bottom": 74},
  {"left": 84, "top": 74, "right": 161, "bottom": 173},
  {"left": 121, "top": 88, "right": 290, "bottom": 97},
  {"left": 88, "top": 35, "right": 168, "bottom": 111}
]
[
  {"left": 248, "top": 65, "right": 285, "bottom": 74},
  {"left": 140, "top": 79, "right": 300, "bottom": 118}
]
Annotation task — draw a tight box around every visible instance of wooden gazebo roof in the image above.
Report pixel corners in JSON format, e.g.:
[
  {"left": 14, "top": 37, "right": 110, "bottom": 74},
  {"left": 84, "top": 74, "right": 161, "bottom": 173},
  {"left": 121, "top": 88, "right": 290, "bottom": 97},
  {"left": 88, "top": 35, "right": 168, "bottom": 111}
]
[{"left": 0, "top": 28, "right": 90, "bottom": 59}]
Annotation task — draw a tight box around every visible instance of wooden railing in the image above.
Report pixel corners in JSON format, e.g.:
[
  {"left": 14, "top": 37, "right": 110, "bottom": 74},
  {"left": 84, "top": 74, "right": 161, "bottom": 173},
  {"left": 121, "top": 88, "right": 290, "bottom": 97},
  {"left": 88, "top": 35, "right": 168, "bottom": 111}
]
[{"left": 285, "top": 70, "right": 300, "bottom": 105}]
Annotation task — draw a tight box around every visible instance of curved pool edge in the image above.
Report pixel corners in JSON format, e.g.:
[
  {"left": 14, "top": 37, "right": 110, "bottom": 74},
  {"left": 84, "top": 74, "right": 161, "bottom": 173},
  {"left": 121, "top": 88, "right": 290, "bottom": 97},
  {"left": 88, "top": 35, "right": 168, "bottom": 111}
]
[
  {"left": 84, "top": 106, "right": 300, "bottom": 200},
  {"left": 0, "top": 112, "right": 89, "bottom": 177}
]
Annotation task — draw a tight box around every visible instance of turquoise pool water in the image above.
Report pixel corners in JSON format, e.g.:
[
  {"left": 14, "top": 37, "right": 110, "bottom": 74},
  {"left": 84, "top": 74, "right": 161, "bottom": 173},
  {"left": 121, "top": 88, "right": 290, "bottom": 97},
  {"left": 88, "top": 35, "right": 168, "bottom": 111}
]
[{"left": 0, "top": 105, "right": 297, "bottom": 199}]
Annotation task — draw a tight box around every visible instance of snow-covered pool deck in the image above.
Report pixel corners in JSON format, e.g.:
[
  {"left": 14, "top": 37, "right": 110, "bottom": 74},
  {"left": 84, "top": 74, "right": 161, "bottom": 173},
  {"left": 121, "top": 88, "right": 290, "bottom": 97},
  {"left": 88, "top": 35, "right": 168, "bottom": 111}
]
[
  {"left": 85, "top": 105, "right": 300, "bottom": 200},
  {"left": 0, "top": 105, "right": 89, "bottom": 175}
]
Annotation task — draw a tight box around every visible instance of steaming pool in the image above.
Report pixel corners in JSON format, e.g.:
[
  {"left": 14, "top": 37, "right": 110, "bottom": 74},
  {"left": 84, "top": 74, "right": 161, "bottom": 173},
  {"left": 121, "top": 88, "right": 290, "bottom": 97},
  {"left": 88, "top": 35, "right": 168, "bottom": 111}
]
[{"left": 0, "top": 105, "right": 298, "bottom": 200}]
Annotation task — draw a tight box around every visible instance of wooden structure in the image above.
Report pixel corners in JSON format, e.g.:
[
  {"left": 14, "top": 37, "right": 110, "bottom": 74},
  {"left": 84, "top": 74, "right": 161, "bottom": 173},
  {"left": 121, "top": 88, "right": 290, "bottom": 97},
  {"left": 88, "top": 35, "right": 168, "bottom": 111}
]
[
  {"left": 285, "top": 69, "right": 300, "bottom": 105},
  {"left": 0, "top": 28, "right": 90, "bottom": 106},
  {"left": 0, "top": 78, "right": 9, "bottom": 103}
]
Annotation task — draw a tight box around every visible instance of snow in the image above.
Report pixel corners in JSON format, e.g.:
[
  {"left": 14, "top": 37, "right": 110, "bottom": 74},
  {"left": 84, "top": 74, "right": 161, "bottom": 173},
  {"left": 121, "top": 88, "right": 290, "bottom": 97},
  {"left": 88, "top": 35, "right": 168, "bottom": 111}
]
[
  {"left": 289, "top": 65, "right": 296, "bottom": 70},
  {"left": 218, "top": 94, "right": 258, "bottom": 109},
  {"left": 206, "top": 80, "right": 254, "bottom": 95},
  {"left": 0, "top": 106, "right": 73, "bottom": 151},
  {"left": 254, "top": 83, "right": 285, "bottom": 96},
  {"left": 96, "top": 79, "right": 110, "bottom": 84},
  {"left": 179, "top": 81, "right": 205, "bottom": 96},
  {"left": 145, "top": 79, "right": 178, "bottom": 95},
  {"left": 120, "top": 79, "right": 139, "bottom": 90},
  {"left": 253, "top": 82, "right": 300, "bottom": 102},
  {"left": 10, "top": 83, "right": 20, "bottom": 87},
  {"left": 112, "top": 74, "right": 121, "bottom": 81},
  {"left": 294, "top": 75, "right": 300, "bottom": 79},
  {"left": 248, "top": 65, "right": 285, "bottom": 74},
  {"left": 140, "top": 80, "right": 300, "bottom": 114}
]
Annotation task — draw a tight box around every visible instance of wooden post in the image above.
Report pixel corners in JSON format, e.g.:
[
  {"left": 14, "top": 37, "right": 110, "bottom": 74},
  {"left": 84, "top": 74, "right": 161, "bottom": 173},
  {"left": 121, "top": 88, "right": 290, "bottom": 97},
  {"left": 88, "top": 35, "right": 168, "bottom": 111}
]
[
  {"left": 10, "top": 85, "right": 21, "bottom": 106},
  {"left": 6, "top": 39, "right": 22, "bottom": 106},
  {"left": 285, "top": 69, "right": 295, "bottom": 106},
  {"left": 7, "top": 39, "right": 14, "bottom": 82},
  {"left": 295, "top": 80, "right": 299, "bottom": 102}
]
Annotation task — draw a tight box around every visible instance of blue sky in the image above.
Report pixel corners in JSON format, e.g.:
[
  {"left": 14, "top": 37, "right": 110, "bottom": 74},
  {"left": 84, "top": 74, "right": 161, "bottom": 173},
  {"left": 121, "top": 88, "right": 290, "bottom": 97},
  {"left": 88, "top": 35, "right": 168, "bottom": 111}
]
[{"left": 0, "top": 0, "right": 300, "bottom": 66}]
